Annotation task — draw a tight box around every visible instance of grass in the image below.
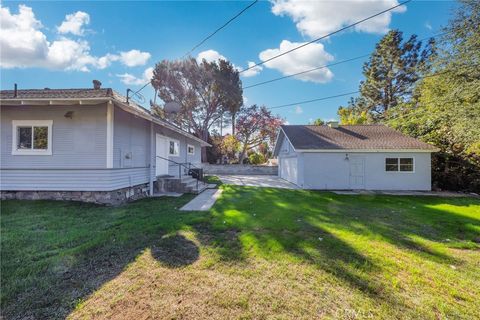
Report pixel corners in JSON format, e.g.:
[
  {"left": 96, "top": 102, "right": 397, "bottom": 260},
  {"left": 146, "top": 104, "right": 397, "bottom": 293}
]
[{"left": 1, "top": 185, "right": 480, "bottom": 319}]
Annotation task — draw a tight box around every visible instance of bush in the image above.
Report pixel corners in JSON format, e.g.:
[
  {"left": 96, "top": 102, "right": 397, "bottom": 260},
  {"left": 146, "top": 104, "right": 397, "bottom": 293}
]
[{"left": 248, "top": 153, "right": 266, "bottom": 165}]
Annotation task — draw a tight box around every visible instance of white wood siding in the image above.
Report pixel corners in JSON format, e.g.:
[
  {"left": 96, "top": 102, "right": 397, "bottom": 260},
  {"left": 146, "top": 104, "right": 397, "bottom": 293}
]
[{"left": 1, "top": 104, "right": 107, "bottom": 168}]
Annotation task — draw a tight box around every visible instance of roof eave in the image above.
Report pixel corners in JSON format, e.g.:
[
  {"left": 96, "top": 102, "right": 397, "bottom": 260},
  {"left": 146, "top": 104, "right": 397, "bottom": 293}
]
[{"left": 0, "top": 97, "right": 211, "bottom": 147}]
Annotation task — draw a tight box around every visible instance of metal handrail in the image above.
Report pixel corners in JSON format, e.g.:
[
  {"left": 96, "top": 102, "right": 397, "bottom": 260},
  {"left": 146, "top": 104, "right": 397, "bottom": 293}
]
[{"left": 155, "top": 156, "right": 204, "bottom": 190}]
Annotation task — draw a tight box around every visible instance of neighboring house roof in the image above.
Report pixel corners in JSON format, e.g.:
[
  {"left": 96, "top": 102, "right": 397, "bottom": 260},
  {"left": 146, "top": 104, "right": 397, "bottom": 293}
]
[
  {"left": 0, "top": 88, "right": 210, "bottom": 147},
  {"left": 274, "top": 124, "right": 438, "bottom": 155}
]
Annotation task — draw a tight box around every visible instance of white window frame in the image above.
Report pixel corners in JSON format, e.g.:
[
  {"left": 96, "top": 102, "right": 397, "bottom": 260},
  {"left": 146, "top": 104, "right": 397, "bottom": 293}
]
[
  {"left": 168, "top": 139, "right": 180, "bottom": 156},
  {"left": 187, "top": 144, "right": 195, "bottom": 155},
  {"left": 12, "top": 120, "right": 53, "bottom": 156},
  {"left": 385, "top": 157, "right": 415, "bottom": 173}
]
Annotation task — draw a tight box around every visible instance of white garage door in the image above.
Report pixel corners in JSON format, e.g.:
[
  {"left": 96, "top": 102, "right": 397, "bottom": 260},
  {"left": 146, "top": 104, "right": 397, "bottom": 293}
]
[{"left": 280, "top": 157, "right": 298, "bottom": 185}]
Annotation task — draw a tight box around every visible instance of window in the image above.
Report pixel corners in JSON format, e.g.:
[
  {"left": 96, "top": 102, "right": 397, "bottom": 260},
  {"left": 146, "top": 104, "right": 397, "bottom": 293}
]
[
  {"left": 385, "top": 157, "right": 414, "bottom": 172},
  {"left": 169, "top": 140, "right": 179, "bottom": 156},
  {"left": 187, "top": 144, "right": 195, "bottom": 155},
  {"left": 12, "top": 120, "right": 52, "bottom": 155}
]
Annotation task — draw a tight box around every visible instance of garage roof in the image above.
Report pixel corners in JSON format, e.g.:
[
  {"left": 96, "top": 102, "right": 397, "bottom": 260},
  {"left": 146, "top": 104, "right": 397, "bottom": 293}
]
[{"left": 274, "top": 125, "right": 438, "bottom": 154}]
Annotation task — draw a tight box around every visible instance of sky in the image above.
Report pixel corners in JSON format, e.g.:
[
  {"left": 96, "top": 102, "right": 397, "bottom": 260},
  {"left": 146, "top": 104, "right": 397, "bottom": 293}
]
[{"left": 1, "top": 0, "right": 457, "bottom": 125}]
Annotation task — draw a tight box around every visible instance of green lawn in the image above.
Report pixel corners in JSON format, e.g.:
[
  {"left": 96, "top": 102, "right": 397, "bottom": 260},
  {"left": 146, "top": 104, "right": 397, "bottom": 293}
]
[{"left": 1, "top": 185, "right": 480, "bottom": 319}]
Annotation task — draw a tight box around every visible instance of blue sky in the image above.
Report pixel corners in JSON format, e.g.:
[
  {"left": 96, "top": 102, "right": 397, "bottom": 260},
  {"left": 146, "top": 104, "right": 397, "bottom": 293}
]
[{"left": 1, "top": 0, "right": 456, "bottom": 124}]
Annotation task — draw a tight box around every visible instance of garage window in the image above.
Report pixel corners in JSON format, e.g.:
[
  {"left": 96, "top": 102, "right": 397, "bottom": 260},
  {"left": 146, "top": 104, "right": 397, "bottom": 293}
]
[{"left": 386, "top": 157, "right": 414, "bottom": 172}]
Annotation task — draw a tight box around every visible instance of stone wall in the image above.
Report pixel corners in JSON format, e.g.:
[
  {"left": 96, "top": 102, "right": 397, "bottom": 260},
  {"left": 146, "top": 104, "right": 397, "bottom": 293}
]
[
  {"left": 201, "top": 164, "right": 278, "bottom": 175},
  {"left": 1, "top": 183, "right": 150, "bottom": 206}
]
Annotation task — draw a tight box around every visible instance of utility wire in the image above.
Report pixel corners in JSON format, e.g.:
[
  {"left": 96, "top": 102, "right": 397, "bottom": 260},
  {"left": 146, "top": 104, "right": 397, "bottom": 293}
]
[
  {"left": 239, "top": 0, "right": 411, "bottom": 74},
  {"left": 132, "top": 0, "right": 259, "bottom": 97},
  {"left": 243, "top": 30, "right": 451, "bottom": 90},
  {"left": 243, "top": 55, "right": 370, "bottom": 89},
  {"left": 268, "top": 67, "right": 477, "bottom": 110},
  {"left": 184, "top": 0, "right": 259, "bottom": 58}
]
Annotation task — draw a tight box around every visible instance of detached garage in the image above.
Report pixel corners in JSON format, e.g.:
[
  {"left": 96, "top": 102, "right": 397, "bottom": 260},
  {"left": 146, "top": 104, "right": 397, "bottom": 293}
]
[{"left": 273, "top": 123, "right": 439, "bottom": 191}]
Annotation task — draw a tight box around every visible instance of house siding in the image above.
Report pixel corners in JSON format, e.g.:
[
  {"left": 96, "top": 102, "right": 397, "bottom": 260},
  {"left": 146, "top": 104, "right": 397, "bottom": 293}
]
[
  {"left": 301, "top": 152, "right": 432, "bottom": 190},
  {"left": 113, "top": 107, "right": 150, "bottom": 168},
  {"left": 152, "top": 124, "right": 202, "bottom": 177},
  {"left": 1, "top": 104, "right": 107, "bottom": 168},
  {"left": 0, "top": 167, "right": 149, "bottom": 191},
  {"left": 1, "top": 104, "right": 204, "bottom": 192}
]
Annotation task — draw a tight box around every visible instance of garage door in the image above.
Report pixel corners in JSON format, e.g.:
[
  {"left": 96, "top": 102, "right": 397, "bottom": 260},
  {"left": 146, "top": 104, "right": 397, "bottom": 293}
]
[{"left": 280, "top": 157, "right": 298, "bottom": 185}]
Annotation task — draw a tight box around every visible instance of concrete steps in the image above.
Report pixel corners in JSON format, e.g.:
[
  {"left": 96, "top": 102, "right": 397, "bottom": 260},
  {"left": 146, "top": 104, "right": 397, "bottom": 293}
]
[{"left": 155, "top": 175, "right": 208, "bottom": 194}]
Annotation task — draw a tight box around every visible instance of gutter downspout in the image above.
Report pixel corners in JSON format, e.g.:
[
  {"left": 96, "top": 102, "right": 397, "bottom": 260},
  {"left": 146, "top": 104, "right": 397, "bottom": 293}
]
[{"left": 149, "top": 122, "right": 154, "bottom": 196}]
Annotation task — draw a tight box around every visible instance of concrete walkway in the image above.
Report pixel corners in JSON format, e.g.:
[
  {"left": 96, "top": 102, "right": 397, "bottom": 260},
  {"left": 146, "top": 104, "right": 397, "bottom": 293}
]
[
  {"left": 180, "top": 189, "right": 223, "bottom": 211},
  {"left": 217, "top": 175, "right": 298, "bottom": 189}
]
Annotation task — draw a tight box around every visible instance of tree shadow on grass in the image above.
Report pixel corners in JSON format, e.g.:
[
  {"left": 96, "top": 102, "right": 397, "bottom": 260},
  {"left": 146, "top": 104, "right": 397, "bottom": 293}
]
[
  {"left": 1, "top": 188, "right": 479, "bottom": 319},
  {"left": 151, "top": 234, "right": 200, "bottom": 268},
  {"left": 204, "top": 186, "right": 480, "bottom": 305},
  {"left": 0, "top": 196, "right": 202, "bottom": 319}
]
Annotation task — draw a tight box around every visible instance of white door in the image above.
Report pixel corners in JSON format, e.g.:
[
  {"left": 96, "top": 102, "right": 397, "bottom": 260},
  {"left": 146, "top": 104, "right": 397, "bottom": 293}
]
[
  {"left": 280, "top": 157, "right": 298, "bottom": 184},
  {"left": 155, "top": 134, "right": 168, "bottom": 176},
  {"left": 349, "top": 157, "right": 365, "bottom": 189}
]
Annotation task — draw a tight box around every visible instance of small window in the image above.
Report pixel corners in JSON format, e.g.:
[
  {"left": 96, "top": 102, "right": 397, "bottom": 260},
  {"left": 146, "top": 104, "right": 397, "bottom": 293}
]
[
  {"left": 187, "top": 144, "right": 195, "bottom": 155},
  {"left": 400, "top": 158, "right": 414, "bottom": 172},
  {"left": 386, "top": 157, "right": 414, "bottom": 172},
  {"left": 169, "top": 140, "right": 179, "bottom": 156},
  {"left": 385, "top": 158, "right": 399, "bottom": 171},
  {"left": 12, "top": 120, "right": 52, "bottom": 155}
]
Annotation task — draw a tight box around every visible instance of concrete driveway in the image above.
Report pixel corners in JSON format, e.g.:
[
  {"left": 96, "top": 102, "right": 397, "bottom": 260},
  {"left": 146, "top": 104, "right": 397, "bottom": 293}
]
[{"left": 217, "top": 175, "right": 299, "bottom": 189}]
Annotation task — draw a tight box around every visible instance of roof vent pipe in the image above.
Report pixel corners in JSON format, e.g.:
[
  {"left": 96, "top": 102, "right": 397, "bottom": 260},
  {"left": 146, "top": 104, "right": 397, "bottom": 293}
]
[
  {"left": 93, "top": 80, "right": 102, "bottom": 89},
  {"left": 14, "top": 83, "right": 17, "bottom": 98},
  {"left": 327, "top": 121, "right": 339, "bottom": 128}
]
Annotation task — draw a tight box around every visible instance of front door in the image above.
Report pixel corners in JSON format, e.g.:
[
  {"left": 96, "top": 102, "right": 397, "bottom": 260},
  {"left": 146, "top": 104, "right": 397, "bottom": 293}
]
[
  {"left": 155, "top": 134, "right": 168, "bottom": 176},
  {"left": 349, "top": 156, "right": 365, "bottom": 189}
]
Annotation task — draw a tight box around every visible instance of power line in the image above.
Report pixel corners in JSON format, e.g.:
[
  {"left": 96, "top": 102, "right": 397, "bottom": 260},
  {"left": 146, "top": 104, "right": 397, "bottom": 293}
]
[
  {"left": 243, "top": 31, "right": 451, "bottom": 90},
  {"left": 270, "top": 91, "right": 360, "bottom": 109},
  {"left": 184, "top": 0, "right": 259, "bottom": 58},
  {"left": 268, "top": 67, "right": 477, "bottom": 110},
  {"left": 132, "top": 0, "right": 259, "bottom": 97},
  {"left": 243, "top": 55, "right": 370, "bottom": 89},
  {"left": 239, "top": 0, "right": 411, "bottom": 74}
]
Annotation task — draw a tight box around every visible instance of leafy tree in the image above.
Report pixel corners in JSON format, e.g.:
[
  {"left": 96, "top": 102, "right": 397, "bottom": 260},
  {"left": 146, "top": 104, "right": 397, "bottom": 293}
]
[
  {"left": 151, "top": 58, "right": 243, "bottom": 161},
  {"left": 235, "top": 105, "right": 283, "bottom": 164},
  {"left": 221, "top": 134, "right": 241, "bottom": 162},
  {"left": 249, "top": 152, "right": 266, "bottom": 165},
  {"left": 338, "top": 98, "right": 370, "bottom": 124},
  {"left": 310, "top": 118, "right": 325, "bottom": 126},
  {"left": 388, "top": 0, "right": 480, "bottom": 191},
  {"left": 340, "top": 30, "right": 435, "bottom": 121}
]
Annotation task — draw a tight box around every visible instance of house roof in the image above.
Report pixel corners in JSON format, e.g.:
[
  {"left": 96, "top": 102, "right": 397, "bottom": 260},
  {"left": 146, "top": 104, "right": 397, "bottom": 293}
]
[
  {"left": 0, "top": 88, "right": 114, "bottom": 99},
  {"left": 275, "top": 124, "right": 438, "bottom": 154},
  {"left": 0, "top": 88, "right": 210, "bottom": 147}
]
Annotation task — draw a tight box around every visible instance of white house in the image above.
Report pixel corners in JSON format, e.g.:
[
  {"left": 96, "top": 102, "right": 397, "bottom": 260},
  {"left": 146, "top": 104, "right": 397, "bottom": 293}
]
[
  {"left": 0, "top": 84, "right": 210, "bottom": 205},
  {"left": 273, "top": 122, "right": 439, "bottom": 190}
]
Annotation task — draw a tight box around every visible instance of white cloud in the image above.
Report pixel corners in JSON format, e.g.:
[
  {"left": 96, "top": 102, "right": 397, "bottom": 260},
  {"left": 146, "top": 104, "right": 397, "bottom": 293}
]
[
  {"left": 425, "top": 21, "right": 432, "bottom": 30},
  {"left": 57, "top": 11, "right": 90, "bottom": 36},
  {"left": 259, "top": 40, "right": 334, "bottom": 83},
  {"left": 294, "top": 105, "right": 303, "bottom": 114},
  {"left": 271, "top": 0, "right": 407, "bottom": 38},
  {"left": 118, "top": 49, "right": 151, "bottom": 67},
  {"left": 196, "top": 49, "right": 227, "bottom": 63},
  {"left": 117, "top": 67, "right": 154, "bottom": 86},
  {"left": 242, "top": 61, "right": 263, "bottom": 77},
  {"left": 0, "top": 4, "right": 151, "bottom": 72}
]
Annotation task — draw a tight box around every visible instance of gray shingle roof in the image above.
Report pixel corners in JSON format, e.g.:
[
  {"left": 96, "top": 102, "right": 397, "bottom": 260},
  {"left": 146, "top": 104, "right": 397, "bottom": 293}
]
[
  {"left": 0, "top": 88, "right": 113, "bottom": 99},
  {"left": 281, "top": 125, "right": 438, "bottom": 151}
]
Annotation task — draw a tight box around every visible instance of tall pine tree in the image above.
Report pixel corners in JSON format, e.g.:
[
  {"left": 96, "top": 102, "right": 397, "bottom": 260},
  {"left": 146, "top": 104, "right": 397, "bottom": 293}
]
[{"left": 339, "top": 30, "right": 435, "bottom": 122}]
